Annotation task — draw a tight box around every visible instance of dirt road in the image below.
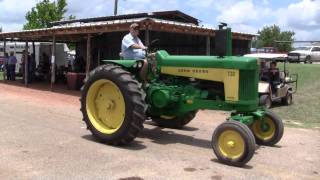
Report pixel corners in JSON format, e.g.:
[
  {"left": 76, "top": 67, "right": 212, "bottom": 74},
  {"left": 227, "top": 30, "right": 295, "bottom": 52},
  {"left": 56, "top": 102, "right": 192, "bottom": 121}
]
[{"left": 0, "top": 83, "right": 319, "bottom": 180}]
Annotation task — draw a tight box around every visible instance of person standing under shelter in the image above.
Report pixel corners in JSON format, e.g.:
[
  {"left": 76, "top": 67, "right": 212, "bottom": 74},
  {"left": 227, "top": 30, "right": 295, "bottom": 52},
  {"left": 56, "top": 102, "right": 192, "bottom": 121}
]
[
  {"left": 8, "top": 52, "right": 17, "bottom": 81},
  {"left": 121, "top": 23, "right": 147, "bottom": 60}
]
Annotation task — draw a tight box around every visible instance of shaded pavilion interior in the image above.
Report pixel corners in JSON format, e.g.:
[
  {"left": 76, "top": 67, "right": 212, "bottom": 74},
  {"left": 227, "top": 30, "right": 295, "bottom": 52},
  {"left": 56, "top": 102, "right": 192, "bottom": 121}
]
[{"left": 0, "top": 11, "right": 255, "bottom": 90}]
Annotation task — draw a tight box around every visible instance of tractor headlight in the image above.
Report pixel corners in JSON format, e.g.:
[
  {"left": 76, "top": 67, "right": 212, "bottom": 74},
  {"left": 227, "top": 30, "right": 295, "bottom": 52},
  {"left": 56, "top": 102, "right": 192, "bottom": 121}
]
[
  {"left": 133, "top": 61, "right": 143, "bottom": 69},
  {"left": 137, "top": 61, "right": 143, "bottom": 68}
]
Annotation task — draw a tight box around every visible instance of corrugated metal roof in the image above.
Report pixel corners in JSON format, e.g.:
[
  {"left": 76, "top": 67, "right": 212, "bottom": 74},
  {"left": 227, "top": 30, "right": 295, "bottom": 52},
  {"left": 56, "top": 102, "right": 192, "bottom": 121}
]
[
  {"left": 0, "top": 17, "right": 210, "bottom": 35},
  {"left": 50, "top": 17, "right": 254, "bottom": 36},
  {"left": 51, "top": 10, "right": 199, "bottom": 26},
  {"left": 0, "top": 17, "right": 256, "bottom": 41},
  {"left": 52, "top": 17, "right": 148, "bottom": 28}
]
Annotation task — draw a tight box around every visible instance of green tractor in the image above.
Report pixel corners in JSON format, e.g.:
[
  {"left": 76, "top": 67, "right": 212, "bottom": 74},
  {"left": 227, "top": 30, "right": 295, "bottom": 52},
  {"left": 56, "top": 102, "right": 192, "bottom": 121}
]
[{"left": 80, "top": 25, "right": 284, "bottom": 167}]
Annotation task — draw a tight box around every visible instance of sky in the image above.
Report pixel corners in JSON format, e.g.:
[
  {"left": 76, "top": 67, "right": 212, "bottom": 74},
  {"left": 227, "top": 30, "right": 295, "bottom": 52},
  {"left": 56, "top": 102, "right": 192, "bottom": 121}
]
[{"left": 0, "top": 0, "right": 319, "bottom": 40}]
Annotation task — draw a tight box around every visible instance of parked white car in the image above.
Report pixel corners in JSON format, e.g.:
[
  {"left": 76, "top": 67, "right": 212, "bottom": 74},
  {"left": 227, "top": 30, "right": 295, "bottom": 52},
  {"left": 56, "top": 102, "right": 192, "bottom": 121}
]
[{"left": 287, "top": 46, "right": 320, "bottom": 63}]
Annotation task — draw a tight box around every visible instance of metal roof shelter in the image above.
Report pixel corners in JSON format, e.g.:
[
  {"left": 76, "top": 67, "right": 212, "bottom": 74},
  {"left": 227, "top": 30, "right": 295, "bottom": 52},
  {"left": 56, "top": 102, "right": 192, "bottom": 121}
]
[{"left": 0, "top": 10, "right": 256, "bottom": 90}]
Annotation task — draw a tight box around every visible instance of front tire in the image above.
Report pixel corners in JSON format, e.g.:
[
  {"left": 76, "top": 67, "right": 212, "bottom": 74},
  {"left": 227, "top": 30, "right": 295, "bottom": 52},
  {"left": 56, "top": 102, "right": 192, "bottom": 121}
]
[
  {"left": 80, "top": 65, "right": 146, "bottom": 145},
  {"left": 152, "top": 111, "right": 197, "bottom": 129},
  {"left": 259, "top": 94, "right": 272, "bottom": 109},
  {"left": 212, "top": 121, "right": 256, "bottom": 167},
  {"left": 281, "top": 92, "right": 293, "bottom": 105},
  {"left": 305, "top": 56, "right": 312, "bottom": 64},
  {"left": 250, "top": 111, "right": 284, "bottom": 146}
]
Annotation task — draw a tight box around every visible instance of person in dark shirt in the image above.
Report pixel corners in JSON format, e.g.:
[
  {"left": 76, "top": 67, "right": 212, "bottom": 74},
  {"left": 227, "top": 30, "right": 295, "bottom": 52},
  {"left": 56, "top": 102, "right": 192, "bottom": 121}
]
[
  {"left": 260, "top": 61, "right": 269, "bottom": 81},
  {"left": 8, "top": 52, "right": 17, "bottom": 81},
  {"left": 269, "top": 61, "right": 280, "bottom": 95}
]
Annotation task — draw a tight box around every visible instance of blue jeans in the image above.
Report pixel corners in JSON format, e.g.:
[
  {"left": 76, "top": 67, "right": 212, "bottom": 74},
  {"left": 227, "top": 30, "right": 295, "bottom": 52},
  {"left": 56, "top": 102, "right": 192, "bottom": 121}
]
[
  {"left": 5, "top": 65, "right": 10, "bottom": 80},
  {"left": 9, "top": 64, "right": 16, "bottom": 81}
]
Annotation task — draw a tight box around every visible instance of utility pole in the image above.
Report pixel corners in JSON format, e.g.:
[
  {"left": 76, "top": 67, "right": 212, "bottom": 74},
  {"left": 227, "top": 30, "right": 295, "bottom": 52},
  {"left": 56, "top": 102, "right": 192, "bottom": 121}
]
[{"left": 114, "top": 0, "right": 118, "bottom": 15}]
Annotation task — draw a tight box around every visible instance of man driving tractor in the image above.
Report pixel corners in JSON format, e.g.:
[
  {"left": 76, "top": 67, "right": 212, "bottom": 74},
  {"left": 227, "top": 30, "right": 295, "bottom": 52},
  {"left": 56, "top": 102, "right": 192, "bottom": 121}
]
[{"left": 121, "top": 23, "right": 147, "bottom": 60}]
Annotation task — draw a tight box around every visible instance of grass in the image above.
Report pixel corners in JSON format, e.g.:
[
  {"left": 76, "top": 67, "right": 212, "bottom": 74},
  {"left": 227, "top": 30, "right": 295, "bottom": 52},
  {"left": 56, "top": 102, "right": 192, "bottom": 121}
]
[{"left": 272, "top": 63, "right": 320, "bottom": 128}]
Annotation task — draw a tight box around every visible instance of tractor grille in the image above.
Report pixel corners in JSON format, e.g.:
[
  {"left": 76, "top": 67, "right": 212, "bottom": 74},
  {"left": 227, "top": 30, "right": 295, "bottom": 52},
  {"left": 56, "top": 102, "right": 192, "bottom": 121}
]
[{"left": 239, "top": 70, "right": 258, "bottom": 101}]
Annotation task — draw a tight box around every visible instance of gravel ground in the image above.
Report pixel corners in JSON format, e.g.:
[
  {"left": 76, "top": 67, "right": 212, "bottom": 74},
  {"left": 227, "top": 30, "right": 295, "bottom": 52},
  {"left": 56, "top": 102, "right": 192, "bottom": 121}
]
[{"left": 0, "top": 82, "right": 319, "bottom": 180}]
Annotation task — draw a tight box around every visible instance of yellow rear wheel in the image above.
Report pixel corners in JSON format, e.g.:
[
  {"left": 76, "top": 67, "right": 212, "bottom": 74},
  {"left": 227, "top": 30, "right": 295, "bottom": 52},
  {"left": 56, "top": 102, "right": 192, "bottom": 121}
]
[
  {"left": 86, "top": 79, "right": 125, "bottom": 134},
  {"left": 251, "top": 111, "right": 284, "bottom": 146},
  {"left": 212, "top": 120, "right": 255, "bottom": 167},
  {"left": 81, "top": 65, "right": 146, "bottom": 145}
]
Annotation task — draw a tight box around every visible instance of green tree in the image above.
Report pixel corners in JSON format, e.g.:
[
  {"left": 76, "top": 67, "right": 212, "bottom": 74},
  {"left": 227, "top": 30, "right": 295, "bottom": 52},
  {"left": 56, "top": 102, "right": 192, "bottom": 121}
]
[
  {"left": 0, "top": 27, "right": 2, "bottom": 32},
  {"left": 256, "top": 25, "right": 295, "bottom": 52},
  {"left": 23, "top": 0, "right": 75, "bottom": 30}
]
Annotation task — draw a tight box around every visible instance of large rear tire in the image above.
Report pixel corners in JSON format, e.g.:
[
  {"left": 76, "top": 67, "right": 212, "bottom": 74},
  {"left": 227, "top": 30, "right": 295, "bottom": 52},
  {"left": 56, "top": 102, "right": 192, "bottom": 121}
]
[
  {"left": 281, "top": 92, "right": 293, "bottom": 105},
  {"left": 250, "top": 111, "right": 284, "bottom": 146},
  {"left": 80, "top": 65, "right": 146, "bottom": 145},
  {"left": 212, "top": 120, "right": 256, "bottom": 167},
  {"left": 152, "top": 111, "right": 197, "bottom": 129}
]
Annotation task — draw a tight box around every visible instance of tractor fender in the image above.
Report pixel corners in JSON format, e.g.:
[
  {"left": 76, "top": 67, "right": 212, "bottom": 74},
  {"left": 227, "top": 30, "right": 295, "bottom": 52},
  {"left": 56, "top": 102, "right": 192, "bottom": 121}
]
[
  {"left": 101, "top": 60, "right": 142, "bottom": 68},
  {"left": 101, "top": 59, "right": 148, "bottom": 81}
]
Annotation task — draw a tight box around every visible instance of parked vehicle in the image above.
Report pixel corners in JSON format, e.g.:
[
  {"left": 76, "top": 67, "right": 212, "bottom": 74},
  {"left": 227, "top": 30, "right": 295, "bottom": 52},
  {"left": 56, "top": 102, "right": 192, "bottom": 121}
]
[
  {"left": 249, "top": 46, "right": 288, "bottom": 62},
  {"left": 244, "top": 53, "right": 298, "bottom": 108},
  {"left": 0, "top": 42, "right": 70, "bottom": 73},
  {"left": 287, "top": 46, "right": 320, "bottom": 63}
]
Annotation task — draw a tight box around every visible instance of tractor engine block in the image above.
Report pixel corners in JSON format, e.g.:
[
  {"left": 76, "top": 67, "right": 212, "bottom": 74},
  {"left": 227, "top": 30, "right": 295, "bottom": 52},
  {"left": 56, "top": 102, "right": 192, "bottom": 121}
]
[{"left": 146, "top": 80, "right": 208, "bottom": 112}]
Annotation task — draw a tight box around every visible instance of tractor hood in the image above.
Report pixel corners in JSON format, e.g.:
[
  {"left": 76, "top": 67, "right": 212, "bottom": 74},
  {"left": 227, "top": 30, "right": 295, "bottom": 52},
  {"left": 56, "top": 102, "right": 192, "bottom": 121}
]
[
  {"left": 156, "top": 50, "right": 258, "bottom": 70},
  {"left": 155, "top": 50, "right": 259, "bottom": 104}
]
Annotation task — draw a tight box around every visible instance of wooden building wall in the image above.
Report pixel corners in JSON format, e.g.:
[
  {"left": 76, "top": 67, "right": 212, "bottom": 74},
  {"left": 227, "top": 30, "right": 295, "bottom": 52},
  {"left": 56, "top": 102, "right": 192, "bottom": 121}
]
[{"left": 75, "top": 31, "right": 251, "bottom": 71}]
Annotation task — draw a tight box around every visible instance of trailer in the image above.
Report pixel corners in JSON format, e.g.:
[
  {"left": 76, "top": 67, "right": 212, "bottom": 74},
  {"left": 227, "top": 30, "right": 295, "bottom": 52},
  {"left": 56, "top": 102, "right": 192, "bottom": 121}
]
[{"left": 0, "top": 42, "right": 70, "bottom": 73}]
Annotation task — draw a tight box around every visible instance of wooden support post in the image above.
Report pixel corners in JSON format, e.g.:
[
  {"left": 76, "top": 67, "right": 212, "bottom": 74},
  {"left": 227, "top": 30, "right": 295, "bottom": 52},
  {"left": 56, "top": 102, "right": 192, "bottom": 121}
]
[
  {"left": 206, "top": 36, "right": 211, "bottom": 55},
  {"left": 3, "top": 40, "right": 6, "bottom": 54},
  {"left": 247, "top": 40, "right": 251, "bottom": 54},
  {"left": 3, "top": 40, "right": 6, "bottom": 81},
  {"left": 86, "top": 34, "right": 91, "bottom": 77},
  {"left": 32, "top": 41, "right": 35, "bottom": 62},
  {"left": 51, "top": 36, "right": 56, "bottom": 91},
  {"left": 24, "top": 41, "right": 29, "bottom": 87},
  {"left": 97, "top": 48, "right": 101, "bottom": 67},
  {"left": 145, "top": 26, "right": 150, "bottom": 47}
]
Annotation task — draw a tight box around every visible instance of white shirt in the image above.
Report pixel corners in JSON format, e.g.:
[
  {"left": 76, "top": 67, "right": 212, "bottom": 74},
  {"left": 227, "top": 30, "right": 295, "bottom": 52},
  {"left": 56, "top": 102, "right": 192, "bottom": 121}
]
[{"left": 121, "top": 33, "right": 146, "bottom": 60}]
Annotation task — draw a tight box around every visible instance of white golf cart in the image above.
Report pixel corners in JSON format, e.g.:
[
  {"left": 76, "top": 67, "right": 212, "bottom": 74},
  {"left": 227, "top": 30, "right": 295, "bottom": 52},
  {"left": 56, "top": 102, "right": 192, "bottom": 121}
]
[{"left": 244, "top": 53, "right": 298, "bottom": 108}]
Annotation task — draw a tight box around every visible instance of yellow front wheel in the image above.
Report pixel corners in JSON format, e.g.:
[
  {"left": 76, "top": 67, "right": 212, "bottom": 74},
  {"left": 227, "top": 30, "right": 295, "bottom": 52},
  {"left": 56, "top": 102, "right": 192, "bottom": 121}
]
[
  {"left": 212, "top": 121, "right": 256, "bottom": 167},
  {"left": 251, "top": 111, "right": 284, "bottom": 146},
  {"left": 80, "top": 65, "right": 146, "bottom": 145}
]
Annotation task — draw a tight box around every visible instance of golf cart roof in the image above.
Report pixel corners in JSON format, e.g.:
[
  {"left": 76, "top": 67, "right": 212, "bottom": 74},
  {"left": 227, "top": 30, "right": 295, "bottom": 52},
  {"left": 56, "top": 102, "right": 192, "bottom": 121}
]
[{"left": 244, "top": 53, "right": 288, "bottom": 60}]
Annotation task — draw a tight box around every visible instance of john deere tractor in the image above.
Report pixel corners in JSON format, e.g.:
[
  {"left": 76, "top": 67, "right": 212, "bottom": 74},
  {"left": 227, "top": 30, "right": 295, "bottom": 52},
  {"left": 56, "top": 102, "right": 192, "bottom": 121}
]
[{"left": 80, "top": 25, "right": 284, "bottom": 166}]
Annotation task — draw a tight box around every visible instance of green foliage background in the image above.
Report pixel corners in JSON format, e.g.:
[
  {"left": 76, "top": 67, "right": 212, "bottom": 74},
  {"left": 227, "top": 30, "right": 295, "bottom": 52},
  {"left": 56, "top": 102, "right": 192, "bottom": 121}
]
[
  {"left": 23, "top": 0, "right": 75, "bottom": 30},
  {"left": 254, "top": 25, "right": 295, "bottom": 52}
]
